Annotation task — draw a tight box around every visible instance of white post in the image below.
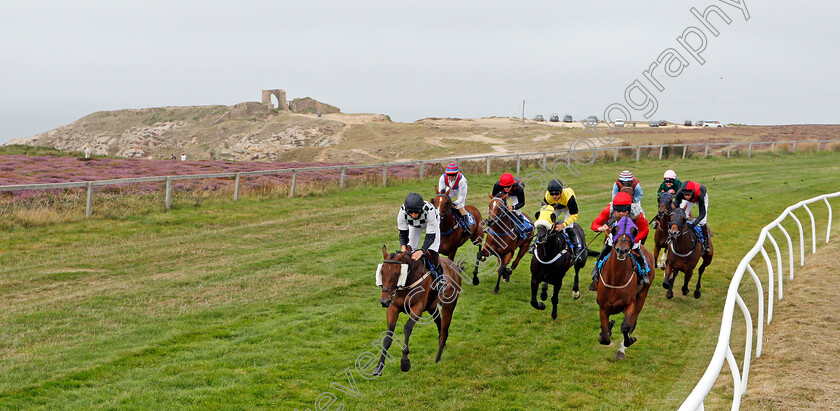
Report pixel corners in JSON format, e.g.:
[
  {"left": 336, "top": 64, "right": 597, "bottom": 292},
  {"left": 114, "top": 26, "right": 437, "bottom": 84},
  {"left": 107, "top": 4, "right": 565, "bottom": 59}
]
[
  {"left": 727, "top": 145, "right": 732, "bottom": 158},
  {"left": 382, "top": 165, "right": 387, "bottom": 187},
  {"left": 614, "top": 147, "right": 618, "bottom": 162},
  {"left": 659, "top": 145, "right": 663, "bottom": 160},
  {"left": 418, "top": 162, "right": 424, "bottom": 181},
  {"left": 234, "top": 173, "right": 240, "bottom": 201},
  {"left": 636, "top": 146, "right": 641, "bottom": 161},
  {"left": 340, "top": 167, "right": 347, "bottom": 189},
  {"left": 86, "top": 182, "right": 94, "bottom": 217},
  {"left": 165, "top": 177, "right": 172, "bottom": 209},
  {"left": 682, "top": 145, "right": 687, "bottom": 159},
  {"left": 792, "top": 142, "right": 797, "bottom": 153},
  {"left": 748, "top": 142, "right": 753, "bottom": 157},
  {"left": 289, "top": 170, "right": 297, "bottom": 198},
  {"left": 704, "top": 143, "right": 709, "bottom": 158},
  {"left": 486, "top": 157, "right": 491, "bottom": 175},
  {"left": 516, "top": 155, "right": 521, "bottom": 175}
]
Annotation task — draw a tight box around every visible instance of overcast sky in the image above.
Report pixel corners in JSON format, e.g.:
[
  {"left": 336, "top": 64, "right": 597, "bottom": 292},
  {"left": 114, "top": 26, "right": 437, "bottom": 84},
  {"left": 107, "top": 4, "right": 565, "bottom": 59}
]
[{"left": 1, "top": 1, "right": 838, "bottom": 144}]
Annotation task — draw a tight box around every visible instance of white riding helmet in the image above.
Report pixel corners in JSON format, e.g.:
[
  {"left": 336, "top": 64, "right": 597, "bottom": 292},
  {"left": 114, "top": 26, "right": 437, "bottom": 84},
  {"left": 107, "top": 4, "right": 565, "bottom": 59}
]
[{"left": 664, "top": 170, "right": 677, "bottom": 179}]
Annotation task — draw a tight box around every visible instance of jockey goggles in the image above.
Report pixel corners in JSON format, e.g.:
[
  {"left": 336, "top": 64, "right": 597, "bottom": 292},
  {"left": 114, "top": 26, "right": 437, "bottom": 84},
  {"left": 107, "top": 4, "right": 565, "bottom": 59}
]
[
  {"left": 664, "top": 178, "right": 675, "bottom": 184},
  {"left": 614, "top": 205, "right": 630, "bottom": 213},
  {"left": 549, "top": 190, "right": 561, "bottom": 196}
]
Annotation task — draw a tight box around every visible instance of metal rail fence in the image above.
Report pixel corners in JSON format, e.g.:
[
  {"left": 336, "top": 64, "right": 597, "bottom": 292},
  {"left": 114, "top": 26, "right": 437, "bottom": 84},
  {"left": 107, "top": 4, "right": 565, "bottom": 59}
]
[
  {"left": 680, "top": 191, "right": 839, "bottom": 411},
  {"left": 1, "top": 139, "right": 839, "bottom": 217}
]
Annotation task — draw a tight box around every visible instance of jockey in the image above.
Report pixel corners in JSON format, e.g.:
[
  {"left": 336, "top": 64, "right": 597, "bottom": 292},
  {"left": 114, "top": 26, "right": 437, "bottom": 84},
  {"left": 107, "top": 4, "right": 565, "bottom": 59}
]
[
  {"left": 398, "top": 192, "right": 441, "bottom": 272},
  {"left": 674, "top": 180, "right": 710, "bottom": 253},
  {"left": 437, "top": 162, "right": 470, "bottom": 238},
  {"left": 588, "top": 191, "right": 650, "bottom": 291},
  {"left": 657, "top": 170, "right": 682, "bottom": 201},
  {"left": 540, "top": 179, "right": 581, "bottom": 251},
  {"left": 611, "top": 170, "right": 644, "bottom": 216},
  {"left": 491, "top": 172, "right": 531, "bottom": 239}
]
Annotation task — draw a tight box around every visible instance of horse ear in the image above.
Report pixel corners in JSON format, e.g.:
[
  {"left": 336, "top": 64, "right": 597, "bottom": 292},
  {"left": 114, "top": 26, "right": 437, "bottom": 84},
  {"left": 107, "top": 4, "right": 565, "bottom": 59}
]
[
  {"left": 435, "top": 186, "right": 440, "bottom": 194},
  {"left": 501, "top": 193, "right": 509, "bottom": 200},
  {"left": 550, "top": 213, "right": 557, "bottom": 223},
  {"left": 488, "top": 194, "right": 494, "bottom": 199},
  {"left": 382, "top": 245, "right": 388, "bottom": 258},
  {"left": 631, "top": 227, "right": 638, "bottom": 237},
  {"left": 611, "top": 225, "right": 619, "bottom": 237}
]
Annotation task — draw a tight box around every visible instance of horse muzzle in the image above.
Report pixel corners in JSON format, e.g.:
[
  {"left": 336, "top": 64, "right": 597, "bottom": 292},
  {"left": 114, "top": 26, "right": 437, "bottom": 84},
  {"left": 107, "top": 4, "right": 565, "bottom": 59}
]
[{"left": 380, "top": 297, "right": 392, "bottom": 308}]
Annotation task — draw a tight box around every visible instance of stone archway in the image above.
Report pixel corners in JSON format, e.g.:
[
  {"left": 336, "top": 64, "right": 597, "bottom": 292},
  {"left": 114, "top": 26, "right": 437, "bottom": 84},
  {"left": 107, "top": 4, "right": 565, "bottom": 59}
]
[{"left": 261, "top": 89, "right": 287, "bottom": 109}]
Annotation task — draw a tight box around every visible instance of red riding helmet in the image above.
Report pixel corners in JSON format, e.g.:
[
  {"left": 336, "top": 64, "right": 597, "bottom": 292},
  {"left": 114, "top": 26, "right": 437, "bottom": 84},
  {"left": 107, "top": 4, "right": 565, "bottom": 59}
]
[
  {"left": 613, "top": 191, "right": 632, "bottom": 206},
  {"left": 499, "top": 173, "right": 515, "bottom": 187}
]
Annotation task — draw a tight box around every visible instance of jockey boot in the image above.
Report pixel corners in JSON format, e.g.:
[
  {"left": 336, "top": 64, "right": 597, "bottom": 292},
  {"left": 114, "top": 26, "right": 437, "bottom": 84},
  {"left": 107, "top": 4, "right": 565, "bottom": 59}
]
[
  {"left": 633, "top": 250, "right": 650, "bottom": 285},
  {"left": 588, "top": 245, "right": 612, "bottom": 291},
  {"left": 700, "top": 225, "right": 710, "bottom": 253},
  {"left": 458, "top": 209, "right": 471, "bottom": 240}
]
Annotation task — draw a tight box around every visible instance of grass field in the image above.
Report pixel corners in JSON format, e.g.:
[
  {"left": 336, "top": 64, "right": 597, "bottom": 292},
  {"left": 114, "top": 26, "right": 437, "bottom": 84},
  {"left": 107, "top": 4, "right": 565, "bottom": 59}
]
[{"left": 1, "top": 151, "right": 838, "bottom": 409}]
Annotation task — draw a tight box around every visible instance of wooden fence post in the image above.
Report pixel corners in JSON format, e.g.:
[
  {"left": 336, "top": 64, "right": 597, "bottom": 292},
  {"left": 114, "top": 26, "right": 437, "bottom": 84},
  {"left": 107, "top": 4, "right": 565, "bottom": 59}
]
[
  {"left": 418, "top": 162, "right": 424, "bottom": 181},
  {"left": 817, "top": 140, "right": 821, "bottom": 152},
  {"left": 704, "top": 143, "right": 709, "bottom": 158},
  {"left": 682, "top": 145, "right": 687, "bottom": 159},
  {"left": 340, "top": 167, "right": 347, "bottom": 189},
  {"left": 289, "top": 170, "right": 297, "bottom": 198},
  {"left": 516, "top": 155, "right": 521, "bottom": 175},
  {"left": 748, "top": 142, "right": 752, "bottom": 157},
  {"left": 659, "top": 145, "right": 663, "bottom": 160},
  {"left": 165, "top": 177, "right": 172, "bottom": 209},
  {"left": 86, "top": 182, "right": 93, "bottom": 218},
  {"left": 771, "top": 142, "right": 775, "bottom": 152},
  {"left": 486, "top": 157, "right": 491, "bottom": 175},
  {"left": 636, "top": 146, "right": 641, "bottom": 161},
  {"left": 792, "top": 142, "right": 797, "bottom": 153},
  {"left": 614, "top": 147, "right": 618, "bottom": 162},
  {"left": 727, "top": 145, "right": 731, "bottom": 158},
  {"left": 234, "top": 173, "right": 240, "bottom": 201},
  {"left": 382, "top": 165, "right": 387, "bottom": 187}
]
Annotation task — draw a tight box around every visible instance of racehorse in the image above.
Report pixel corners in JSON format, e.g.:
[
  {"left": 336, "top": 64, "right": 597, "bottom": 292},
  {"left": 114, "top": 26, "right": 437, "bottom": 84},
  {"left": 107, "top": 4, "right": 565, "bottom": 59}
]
[
  {"left": 479, "top": 193, "right": 534, "bottom": 294},
  {"left": 653, "top": 193, "right": 675, "bottom": 269},
  {"left": 373, "top": 245, "right": 462, "bottom": 375},
  {"left": 595, "top": 216, "right": 654, "bottom": 360},
  {"left": 662, "top": 207, "right": 714, "bottom": 299},
  {"left": 529, "top": 205, "right": 587, "bottom": 320},
  {"left": 431, "top": 187, "right": 485, "bottom": 277}
]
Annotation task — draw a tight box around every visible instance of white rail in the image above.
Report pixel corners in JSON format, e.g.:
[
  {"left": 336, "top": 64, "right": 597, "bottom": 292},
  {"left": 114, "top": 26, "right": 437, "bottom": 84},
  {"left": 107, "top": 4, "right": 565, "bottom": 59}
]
[{"left": 680, "top": 191, "right": 840, "bottom": 411}]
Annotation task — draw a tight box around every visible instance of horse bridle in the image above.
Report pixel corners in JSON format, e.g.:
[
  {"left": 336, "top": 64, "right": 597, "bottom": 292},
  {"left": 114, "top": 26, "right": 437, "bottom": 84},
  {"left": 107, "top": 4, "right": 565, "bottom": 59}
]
[
  {"left": 486, "top": 197, "right": 513, "bottom": 231},
  {"left": 380, "top": 258, "right": 429, "bottom": 297},
  {"left": 666, "top": 210, "right": 698, "bottom": 258},
  {"left": 434, "top": 193, "right": 451, "bottom": 219}
]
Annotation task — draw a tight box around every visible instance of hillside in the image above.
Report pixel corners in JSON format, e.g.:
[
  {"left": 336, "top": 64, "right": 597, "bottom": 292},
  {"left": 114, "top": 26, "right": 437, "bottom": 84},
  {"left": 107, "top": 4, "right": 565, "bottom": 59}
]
[{"left": 7, "top": 100, "right": 840, "bottom": 163}]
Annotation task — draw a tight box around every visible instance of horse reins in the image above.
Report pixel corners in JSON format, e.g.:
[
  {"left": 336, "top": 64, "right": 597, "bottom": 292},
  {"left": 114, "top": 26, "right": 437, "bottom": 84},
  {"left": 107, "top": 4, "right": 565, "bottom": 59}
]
[{"left": 380, "top": 259, "right": 431, "bottom": 295}]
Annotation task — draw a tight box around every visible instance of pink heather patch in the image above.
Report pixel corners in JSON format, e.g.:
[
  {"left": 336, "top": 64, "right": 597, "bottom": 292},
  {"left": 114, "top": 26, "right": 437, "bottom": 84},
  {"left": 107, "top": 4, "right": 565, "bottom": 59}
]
[{"left": 0, "top": 155, "right": 422, "bottom": 200}]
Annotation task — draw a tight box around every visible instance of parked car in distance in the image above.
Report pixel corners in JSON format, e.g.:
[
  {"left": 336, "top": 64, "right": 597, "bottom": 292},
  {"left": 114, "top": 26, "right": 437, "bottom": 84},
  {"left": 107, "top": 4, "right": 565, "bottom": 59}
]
[
  {"left": 649, "top": 120, "right": 659, "bottom": 127},
  {"left": 695, "top": 120, "right": 705, "bottom": 127},
  {"left": 534, "top": 114, "right": 544, "bottom": 122},
  {"left": 702, "top": 120, "right": 722, "bottom": 128},
  {"left": 684, "top": 120, "right": 692, "bottom": 126},
  {"left": 563, "top": 114, "right": 573, "bottom": 122},
  {"left": 658, "top": 120, "right": 667, "bottom": 126},
  {"left": 549, "top": 113, "right": 560, "bottom": 122},
  {"left": 585, "top": 115, "right": 599, "bottom": 126},
  {"left": 613, "top": 118, "right": 625, "bottom": 127}
]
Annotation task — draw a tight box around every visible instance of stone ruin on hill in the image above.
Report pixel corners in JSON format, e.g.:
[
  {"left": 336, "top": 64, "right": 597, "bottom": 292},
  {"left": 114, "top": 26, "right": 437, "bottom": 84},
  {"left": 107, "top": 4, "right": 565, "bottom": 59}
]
[{"left": 260, "top": 89, "right": 340, "bottom": 114}]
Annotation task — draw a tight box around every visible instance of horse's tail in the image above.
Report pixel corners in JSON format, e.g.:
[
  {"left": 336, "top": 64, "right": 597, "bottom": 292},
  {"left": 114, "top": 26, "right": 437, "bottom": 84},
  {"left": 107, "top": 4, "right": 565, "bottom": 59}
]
[{"left": 586, "top": 248, "right": 600, "bottom": 257}]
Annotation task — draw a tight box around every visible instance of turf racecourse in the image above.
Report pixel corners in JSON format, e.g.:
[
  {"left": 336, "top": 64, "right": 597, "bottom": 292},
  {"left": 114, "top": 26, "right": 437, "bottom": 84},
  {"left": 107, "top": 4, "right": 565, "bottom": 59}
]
[{"left": 1, "top": 151, "right": 838, "bottom": 409}]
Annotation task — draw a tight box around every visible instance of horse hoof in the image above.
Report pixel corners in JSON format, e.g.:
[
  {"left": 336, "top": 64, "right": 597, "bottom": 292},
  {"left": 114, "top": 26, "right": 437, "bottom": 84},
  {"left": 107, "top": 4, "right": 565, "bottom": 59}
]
[
  {"left": 572, "top": 291, "right": 580, "bottom": 300},
  {"left": 493, "top": 289, "right": 499, "bottom": 295},
  {"left": 626, "top": 337, "right": 637, "bottom": 347},
  {"left": 598, "top": 336, "right": 611, "bottom": 346},
  {"left": 551, "top": 310, "right": 557, "bottom": 320},
  {"left": 694, "top": 290, "right": 701, "bottom": 299},
  {"left": 400, "top": 359, "right": 411, "bottom": 372},
  {"left": 666, "top": 291, "right": 674, "bottom": 299},
  {"left": 662, "top": 281, "right": 669, "bottom": 289},
  {"left": 472, "top": 276, "right": 480, "bottom": 286},
  {"left": 532, "top": 301, "right": 546, "bottom": 310},
  {"left": 540, "top": 290, "right": 548, "bottom": 301},
  {"left": 615, "top": 351, "right": 626, "bottom": 360},
  {"left": 682, "top": 287, "right": 689, "bottom": 296}
]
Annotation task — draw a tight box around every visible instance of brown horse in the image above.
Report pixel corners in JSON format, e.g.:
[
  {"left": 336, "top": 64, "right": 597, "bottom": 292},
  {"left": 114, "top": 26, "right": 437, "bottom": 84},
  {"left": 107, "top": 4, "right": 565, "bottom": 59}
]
[
  {"left": 373, "top": 245, "right": 462, "bottom": 375},
  {"left": 662, "top": 207, "right": 714, "bottom": 299},
  {"left": 529, "top": 206, "right": 587, "bottom": 319},
  {"left": 595, "top": 216, "right": 654, "bottom": 359},
  {"left": 653, "top": 193, "right": 675, "bottom": 269},
  {"left": 431, "top": 187, "right": 485, "bottom": 278},
  {"left": 479, "top": 193, "right": 534, "bottom": 294}
]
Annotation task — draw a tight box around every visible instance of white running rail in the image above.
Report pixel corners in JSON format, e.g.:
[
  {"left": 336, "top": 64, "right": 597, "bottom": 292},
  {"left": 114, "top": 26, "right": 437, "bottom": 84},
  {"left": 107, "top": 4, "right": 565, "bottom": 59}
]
[{"left": 680, "top": 191, "right": 839, "bottom": 411}]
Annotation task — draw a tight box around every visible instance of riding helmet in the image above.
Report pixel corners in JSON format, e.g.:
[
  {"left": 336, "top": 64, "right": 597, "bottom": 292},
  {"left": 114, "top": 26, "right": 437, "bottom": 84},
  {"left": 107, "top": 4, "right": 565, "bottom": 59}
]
[
  {"left": 499, "top": 173, "right": 515, "bottom": 187},
  {"left": 547, "top": 179, "right": 563, "bottom": 194},
  {"left": 404, "top": 192, "right": 424, "bottom": 214},
  {"left": 613, "top": 191, "right": 632, "bottom": 206},
  {"left": 618, "top": 170, "right": 634, "bottom": 182},
  {"left": 664, "top": 169, "right": 676, "bottom": 179}
]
